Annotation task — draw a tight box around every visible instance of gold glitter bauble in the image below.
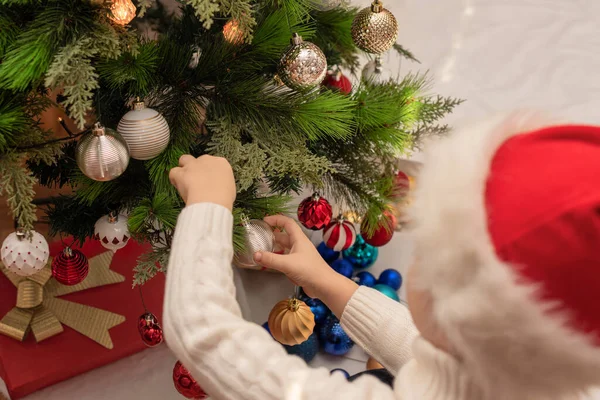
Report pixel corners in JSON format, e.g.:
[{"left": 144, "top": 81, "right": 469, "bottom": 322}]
[
  {"left": 278, "top": 33, "right": 328, "bottom": 91},
  {"left": 351, "top": 1, "right": 398, "bottom": 54}
]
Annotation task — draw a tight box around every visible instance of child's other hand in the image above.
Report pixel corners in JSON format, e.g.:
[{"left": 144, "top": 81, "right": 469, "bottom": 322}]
[
  {"left": 254, "top": 215, "right": 353, "bottom": 301},
  {"left": 169, "top": 155, "right": 236, "bottom": 210}
]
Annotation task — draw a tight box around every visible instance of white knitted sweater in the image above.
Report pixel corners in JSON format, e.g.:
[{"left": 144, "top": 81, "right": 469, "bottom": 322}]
[{"left": 163, "top": 203, "right": 482, "bottom": 400}]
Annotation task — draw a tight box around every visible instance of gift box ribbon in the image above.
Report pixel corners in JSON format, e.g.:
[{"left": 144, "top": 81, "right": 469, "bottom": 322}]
[{"left": 0, "top": 251, "right": 126, "bottom": 349}]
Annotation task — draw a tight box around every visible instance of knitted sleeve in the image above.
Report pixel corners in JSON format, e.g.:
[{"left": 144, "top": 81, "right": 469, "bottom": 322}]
[
  {"left": 163, "top": 203, "right": 399, "bottom": 400},
  {"left": 341, "top": 286, "right": 419, "bottom": 375}
]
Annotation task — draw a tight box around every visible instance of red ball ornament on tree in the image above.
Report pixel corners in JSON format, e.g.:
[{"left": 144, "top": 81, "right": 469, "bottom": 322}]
[
  {"left": 138, "top": 312, "right": 164, "bottom": 347},
  {"left": 361, "top": 211, "right": 396, "bottom": 247},
  {"left": 173, "top": 361, "right": 208, "bottom": 399},
  {"left": 323, "top": 216, "right": 357, "bottom": 251},
  {"left": 51, "top": 247, "right": 89, "bottom": 286},
  {"left": 297, "top": 192, "right": 333, "bottom": 231},
  {"left": 391, "top": 170, "right": 410, "bottom": 200},
  {"left": 322, "top": 70, "right": 352, "bottom": 94}
]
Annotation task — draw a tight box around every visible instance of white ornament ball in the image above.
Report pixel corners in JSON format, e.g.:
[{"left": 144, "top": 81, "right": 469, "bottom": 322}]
[
  {"left": 1, "top": 230, "right": 49, "bottom": 276},
  {"left": 94, "top": 214, "right": 130, "bottom": 252},
  {"left": 313, "top": 0, "right": 343, "bottom": 11},
  {"left": 76, "top": 123, "right": 130, "bottom": 182},
  {"left": 117, "top": 100, "right": 170, "bottom": 160},
  {"left": 362, "top": 57, "right": 394, "bottom": 83}
]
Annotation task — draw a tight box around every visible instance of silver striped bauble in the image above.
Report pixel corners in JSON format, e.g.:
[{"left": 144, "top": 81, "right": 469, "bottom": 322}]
[
  {"left": 76, "top": 123, "right": 130, "bottom": 182},
  {"left": 117, "top": 100, "right": 170, "bottom": 160}
]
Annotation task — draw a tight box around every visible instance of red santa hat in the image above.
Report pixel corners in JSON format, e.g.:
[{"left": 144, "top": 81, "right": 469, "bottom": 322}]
[{"left": 410, "top": 111, "right": 600, "bottom": 399}]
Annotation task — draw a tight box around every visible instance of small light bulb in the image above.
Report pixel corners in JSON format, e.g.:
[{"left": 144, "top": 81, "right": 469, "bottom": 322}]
[
  {"left": 110, "top": 0, "right": 137, "bottom": 26},
  {"left": 223, "top": 20, "right": 244, "bottom": 45}
]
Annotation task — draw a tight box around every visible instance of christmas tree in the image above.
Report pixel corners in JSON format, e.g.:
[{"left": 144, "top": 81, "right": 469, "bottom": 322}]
[{"left": 0, "top": 0, "right": 461, "bottom": 285}]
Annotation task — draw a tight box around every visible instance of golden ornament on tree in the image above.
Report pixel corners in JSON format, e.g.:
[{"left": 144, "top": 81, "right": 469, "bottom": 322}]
[
  {"left": 367, "top": 356, "right": 384, "bottom": 370},
  {"left": 268, "top": 298, "right": 315, "bottom": 345},
  {"left": 109, "top": 0, "right": 137, "bottom": 26},
  {"left": 351, "top": 0, "right": 398, "bottom": 54},
  {"left": 223, "top": 20, "right": 244, "bottom": 45}
]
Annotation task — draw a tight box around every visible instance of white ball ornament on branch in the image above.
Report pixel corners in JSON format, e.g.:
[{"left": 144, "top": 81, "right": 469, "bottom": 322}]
[
  {"left": 351, "top": 0, "right": 398, "bottom": 54},
  {"left": 1, "top": 229, "right": 49, "bottom": 277},
  {"left": 76, "top": 123, "right": 130, "bottom": 182},
  {"left": 361, "top": 56, "right": 394, "bottom": 83},
  {"left": 278, "top": 33, "right": 328, "bottom": 92},
  {"left": 233, "top": 217, "right": 275, "bottom": 270},
  {"left": 311, "top": 0, "right": 344, "bottom": 11},
  {"left": 117, "top": 98, "right": 170, "bottom": 160},
  {"left": 94, "top": 213, "right": 131, "bottom": 252}
]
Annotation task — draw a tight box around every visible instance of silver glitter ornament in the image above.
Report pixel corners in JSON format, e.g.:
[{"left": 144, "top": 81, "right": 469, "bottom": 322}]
[
  {"left": 278, "top": 33, "right": 328, "bottom": 91},
  {"left": 234, "top": 218, "right": 275, "bottom": 269},
  {"left": 76, "top": 123, "right": 130, "bottom": 181},
  {"left": 312, "top": 0, "right": 343, "bottom": 11},
  {"left": 351, "top": 0, "right": 398, "bottom": 54}
]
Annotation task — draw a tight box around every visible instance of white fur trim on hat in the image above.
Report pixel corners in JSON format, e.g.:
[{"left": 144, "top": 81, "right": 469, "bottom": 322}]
[{"left": 410, "top": 111, "right": 600, "bottom": 399}]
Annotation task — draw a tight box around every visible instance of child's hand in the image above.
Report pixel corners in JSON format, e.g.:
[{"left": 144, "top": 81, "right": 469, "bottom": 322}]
[
  {"left": 169, "top": 155, "right": 236, "bottom": 210},
  {"left": 255, "top": 215, "right": 358, "bottom": 316}
]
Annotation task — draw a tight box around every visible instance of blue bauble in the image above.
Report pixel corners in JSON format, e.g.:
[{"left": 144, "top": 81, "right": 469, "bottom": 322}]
[
  {"left": 319, "top": 317, "right": 354, "bottom": 356},
  {"left": 342, "top": 235, "right": 378, "bottom": 269},
  {"left": 330, "top": 368, "right": 350, "bottom": 379},
  {"left": 331, "top": 259, "right": 354, "bottom": 278},
  {"left": 373, "top": 284, "right": 400, "bottom": 302},
  {"left": 285, "top": 332, "right": 319, "bottom": 363},
  {"left": 262, "top": 321, "right": 271, "bottom": 334},
  {"left": 377, "top": 269, "right": 403, "bottom": 291},
  {"left": 317, "top": 242, "right": 341, "bottom": 264},
  {"left": 353, "top": 271, "right": 376, "bottom": 287},
  {"left": 305, "top": 298, "right": 331, "bottom": 325}
]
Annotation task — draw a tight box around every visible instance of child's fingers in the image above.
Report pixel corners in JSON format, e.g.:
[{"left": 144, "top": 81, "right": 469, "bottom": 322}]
[
  {"left": 169, "top": 167, "right": 182, "bottom": 186},
  {"left": 263, "top": 215, "right": 304, "bottom": 241},
  {"left": 254, "top": 251, "right": 290, "bottom": 273},
  {"left": 274, "top": 231, "right": 291, "bottom": 249},
  {"left": 178, "top": 154, "right": 195, "bottom": 167}
]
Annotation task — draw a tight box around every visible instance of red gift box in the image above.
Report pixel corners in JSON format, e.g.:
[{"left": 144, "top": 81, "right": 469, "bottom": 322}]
[{"left": 0, "top": 239, "right": 165, "bottom": 399}]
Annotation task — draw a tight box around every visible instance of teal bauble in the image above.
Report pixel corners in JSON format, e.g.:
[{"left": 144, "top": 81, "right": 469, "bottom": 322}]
[
  {"left": 373, "top": 284, "right": 399, "bottom": 302},
  {"left": 342, "top": 235, "right": 378, "bottom": 269}
]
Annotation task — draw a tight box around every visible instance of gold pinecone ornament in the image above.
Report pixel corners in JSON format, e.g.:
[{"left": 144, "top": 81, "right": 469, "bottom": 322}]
[{"left": 351, "top": 0, "right": 398, "bottom": 54}]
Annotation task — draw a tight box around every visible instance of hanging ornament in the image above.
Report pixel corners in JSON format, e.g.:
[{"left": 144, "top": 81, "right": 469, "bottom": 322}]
[
  {"left": 1, "top": 229, "right": 49, "bottom": 277},
  {"left": 233, "top": 217, "right": 275, "bottom": 269},
  {"left": 316, "top": 242, "right": 340, "bottom": 264},
  {"left": 322, "top": 69, "right": 352, "bottom": 95},
  {"left": 373, "top": 283, "right": 399, "bottom": 301},
  {"left": 319, "top": 316, "right": 354, "bottom": 356},
  {"left": 51, "top": 247, "right": 89, "bottom": 286},
  {"left": 138, "top": 312, "right": 163, "bottom": 347},
  {"left": 342, "top": 210, "right": 362, "bottom": 224},
  {"left": 330, "top": 259, "right": 354, "bottom": 279},
  {"left": 323, "top": 216, "right": 357, "bottom": 251},
  {"left": 109, "top": 0, "right": 137, "bottom": 25},
  {"left": 188, "top": 46, "right": 202, "bottom": 69},
  {"left": 391, "top": 170, "right": 411, "bottom": 200},
  {"left": 361, "top": 56, "right": 394, "bottom": 83},
  {"left": 367, "top": 357, "right": 384, "bottom": 370},
  {"left": 76, "top": 123, "right": 130, "bottom": 182},
  {"left": 173, "top": 361, "right": 208, "bottom": 399},
  {"left": 117, "top": 98, "right": 170, "bottom": 160},
  {"left": 351, "top": 0, "right": 398, "bottom": 54},
  {"left": 377, "top": 268, "right": 402, "bottom": 291},
  {"left": 268, "top": 298, "right": 315, "bottom": 346},
  {"left": 342, "top": 234, "right": 378, "bottom": 269},
  {"left": 297, "top": 192, "right": 333, "bottom": 231},
  {"left": 312, "top": 0, "right": 343, "bottom": 11},
  {"left": 305, "top": 297, "right": 330, "bottom": 325},
  {"left": 285, "top": 332, "right": 319, "bottom": 363},
  {"left": 278, "top": 33, "right": 328, "bottom": 91},
  {"left": 94, "top": 213, "right": 130, "bottom": 252},
  {"left": 223, "top": 19, "right": 244, "bottom": 45},
  {"left": 330, "top": 368, "right": 350, "bottom": 379},
  {"left": 353, "top": 271, "right": 376, "bottom": 287},
  {"left": 360, "top": 211, "right": 396, "bottom": 247}
]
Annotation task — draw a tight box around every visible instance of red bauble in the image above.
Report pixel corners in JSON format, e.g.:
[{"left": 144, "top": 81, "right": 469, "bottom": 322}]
[
  {"left": 51, "top": 247, "right": 89, "bottom": 285},
  {"left": 361, "top": 212, "right": 396, "bottom": 247},
  {"left": 390, "top": 170, "right": 410, "bottom": 199},
  {"left": 323, "top": 71, "right": 352, "bottom": 95},
  {"left": 173, "top": 361, "right": 208, "bottom": 399},
  {"left": 323, "top": 217, "right": 357, "bottom": 251},
  {"left": 297, "top": 193, "right": 333, "bottom": 231},
  {"left": 138, "top": 312, "right": 164, "bottom": 347}
]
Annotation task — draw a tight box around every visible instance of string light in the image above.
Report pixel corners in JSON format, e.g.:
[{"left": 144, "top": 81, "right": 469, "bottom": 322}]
[
  {"left": 109, "top": 0, "right": 136, "bottom": 26},
  {"left": 223, "top": 20, "right": 244, "bottom": 45}
]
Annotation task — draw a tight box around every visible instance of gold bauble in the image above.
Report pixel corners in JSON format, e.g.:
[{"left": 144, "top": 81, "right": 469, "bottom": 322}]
[
  {"left": 342, "top": 211, "right": 362, "bottom": 224},
  {"left": 268, "top": 298, "right": 315, "bottom": 345},
  {"left": 367, "top": 356, "right": 384, "bottom": 370},
  {"left": 109, "top": 0, "right": 136, "bottom": 26},
  {"left": 351, "top": 1, "right": 398, "bottom": 54}
]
